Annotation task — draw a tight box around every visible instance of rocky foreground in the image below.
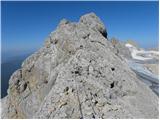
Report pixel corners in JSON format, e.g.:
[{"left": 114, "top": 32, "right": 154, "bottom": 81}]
[{"left": 1, "top": 13, "right": 158, "bottom": 119}]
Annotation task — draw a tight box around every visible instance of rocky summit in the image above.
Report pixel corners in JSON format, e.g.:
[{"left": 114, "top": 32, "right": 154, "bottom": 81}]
[{"left": 1, "top": 13, "right": 158, "bottom": 119}]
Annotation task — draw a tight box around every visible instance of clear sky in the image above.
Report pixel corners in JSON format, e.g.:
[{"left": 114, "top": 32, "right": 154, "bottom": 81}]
[{"left": 2, "top": 1, "right": 159, "bottom": 55}]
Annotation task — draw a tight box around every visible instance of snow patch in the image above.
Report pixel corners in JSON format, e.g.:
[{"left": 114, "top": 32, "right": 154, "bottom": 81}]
[
  {"left": 125, "top": 43, "right": 159, "bottom": 61},
  {"left": 125, "top": 43, "right": 133, "bottom": 48}
]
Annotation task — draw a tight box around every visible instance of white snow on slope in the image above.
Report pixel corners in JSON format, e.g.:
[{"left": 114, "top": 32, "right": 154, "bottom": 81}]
[{"left": 125, "top": 43, "right": 159, "bottom": 61}]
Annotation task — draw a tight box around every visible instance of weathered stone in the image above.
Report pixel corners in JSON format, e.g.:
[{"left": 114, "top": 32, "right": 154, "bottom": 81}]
[{"left": 1, "top": 13, "right": 158, "bottom": 119}]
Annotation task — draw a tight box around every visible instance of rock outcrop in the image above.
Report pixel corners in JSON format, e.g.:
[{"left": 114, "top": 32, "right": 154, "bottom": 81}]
[
  {"left": 1, "top": 13, "right": 158, "bottom": 119},
  {"left": 110, "top": 38, "right": 132, "bottom": 59}
]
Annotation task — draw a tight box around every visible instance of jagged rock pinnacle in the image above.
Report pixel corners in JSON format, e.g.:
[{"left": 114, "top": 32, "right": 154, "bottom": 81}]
[{"left": 79, "top": 13, "right": 107, "bottom": 38}]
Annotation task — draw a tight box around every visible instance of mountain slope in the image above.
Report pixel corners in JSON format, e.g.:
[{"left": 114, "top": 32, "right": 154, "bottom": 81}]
[
  {"left": 1, "top": 53, "right": 32, "bottom": 98},
  {"left": 1, "top": 13, "right": 158, "bottom": 119}
]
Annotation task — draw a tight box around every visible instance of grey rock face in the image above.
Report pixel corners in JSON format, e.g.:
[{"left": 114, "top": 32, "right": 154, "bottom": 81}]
[
  {"left": 80, "top": 12, "right": 107, "bottom": 38},
  {"left": 110, "top": 38, "right": 132, "bottom": 59},
  {"left": 1, "top": 13, "right": 158, "bottom": 119}
]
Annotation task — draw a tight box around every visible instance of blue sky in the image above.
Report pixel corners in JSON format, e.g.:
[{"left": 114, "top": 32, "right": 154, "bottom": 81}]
[{"left": 2, "top": 1, "right": 159, "bottom": 55}]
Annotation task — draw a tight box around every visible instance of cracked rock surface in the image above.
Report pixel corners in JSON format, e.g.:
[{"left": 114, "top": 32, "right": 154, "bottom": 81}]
[{"left": 1, "top": 13, "right": 158, "bottom": 119}]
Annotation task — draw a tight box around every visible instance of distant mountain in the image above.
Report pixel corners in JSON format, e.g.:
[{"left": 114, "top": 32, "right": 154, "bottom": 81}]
[{"left": 147, "top": 47, "right": 159, "bottom": 51}]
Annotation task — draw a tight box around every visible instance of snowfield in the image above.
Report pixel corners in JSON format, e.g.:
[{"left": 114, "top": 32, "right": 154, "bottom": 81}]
[
  {"left": 125, "top": 43, "right": 159, "bottom": 61},
  {"left": 125, "top": 43, "right": 159, "bottom": 95}
]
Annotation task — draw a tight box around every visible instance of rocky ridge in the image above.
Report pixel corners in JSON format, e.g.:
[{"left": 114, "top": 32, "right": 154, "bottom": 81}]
[
  {"left": 1, "top": 13, "right": 158, "bottom": 119},
  {"left": 110, "top": 38, "right": 132, "bottom": 59}
]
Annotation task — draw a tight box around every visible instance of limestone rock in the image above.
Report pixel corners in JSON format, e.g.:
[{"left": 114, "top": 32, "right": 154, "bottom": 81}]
[
  {"left": 1, "top": 13, "right": 158, "bottom": 119},
  {"left": 80, "top": 12, "right": 107, "bottom": 38},
  {"left": 110, "top": 38, "right": 132, "bottom": 59}
]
